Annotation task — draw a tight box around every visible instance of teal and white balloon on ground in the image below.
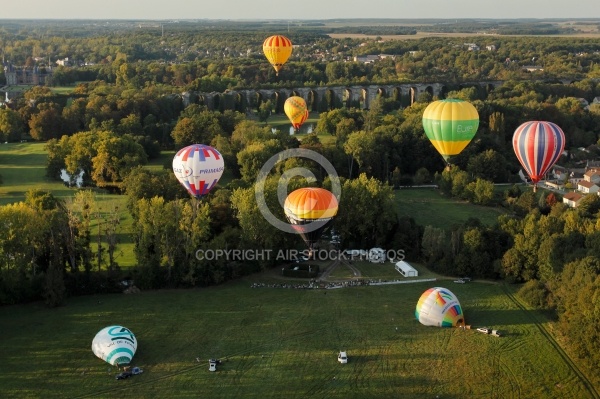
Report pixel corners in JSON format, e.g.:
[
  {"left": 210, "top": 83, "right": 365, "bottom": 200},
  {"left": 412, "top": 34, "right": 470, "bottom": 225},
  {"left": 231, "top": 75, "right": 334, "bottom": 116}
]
[{"left": 92, "top": 326, "right": 137, "bottom": 367}]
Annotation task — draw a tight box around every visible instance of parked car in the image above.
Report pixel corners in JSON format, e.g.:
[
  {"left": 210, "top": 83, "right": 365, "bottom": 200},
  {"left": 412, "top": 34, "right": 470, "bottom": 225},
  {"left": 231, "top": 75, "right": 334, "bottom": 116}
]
[
  {"left": 338, "top": 351, "right": 348, "bottom": 364},
  {"left": 209, "top": 359, "right": 217, "bottom": 372},
  {"left": 131, "top": 367, "right": 143, "bottom": 375},
  {"left": 477, "top": 327, "right": 490, "bottom": 334},
  {"left": 116, "top": 371, "right": 132, "bottom": 380},
  {"left": 453, "top": 279, "right": 465, "bottom": 284}
]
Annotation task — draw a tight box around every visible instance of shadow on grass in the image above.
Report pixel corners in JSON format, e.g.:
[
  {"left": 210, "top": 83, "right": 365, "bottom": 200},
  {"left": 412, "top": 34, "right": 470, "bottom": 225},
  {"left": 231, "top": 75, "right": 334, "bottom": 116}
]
[{"left": 466, "top": 308, "right": 550, "bottom": 327}]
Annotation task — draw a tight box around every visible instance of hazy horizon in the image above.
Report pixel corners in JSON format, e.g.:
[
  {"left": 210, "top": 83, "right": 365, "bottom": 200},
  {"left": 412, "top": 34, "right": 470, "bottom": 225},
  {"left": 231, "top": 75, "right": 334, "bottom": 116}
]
[{"left": 3, "top": 1, "right": 600, "bottom": 21}]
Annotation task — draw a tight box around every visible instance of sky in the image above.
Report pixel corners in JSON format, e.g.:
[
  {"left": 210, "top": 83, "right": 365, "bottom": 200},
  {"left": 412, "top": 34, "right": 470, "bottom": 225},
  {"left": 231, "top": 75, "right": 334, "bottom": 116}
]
[{"left": 2, "top": 0, "right": 600, "bottom": 20}]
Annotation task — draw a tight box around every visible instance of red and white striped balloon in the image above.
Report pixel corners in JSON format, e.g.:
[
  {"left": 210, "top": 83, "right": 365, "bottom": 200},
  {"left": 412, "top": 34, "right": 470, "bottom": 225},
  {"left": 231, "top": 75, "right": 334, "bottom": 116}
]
[{"left": 512, "top": 121, "right": 565, "bottom": 189}]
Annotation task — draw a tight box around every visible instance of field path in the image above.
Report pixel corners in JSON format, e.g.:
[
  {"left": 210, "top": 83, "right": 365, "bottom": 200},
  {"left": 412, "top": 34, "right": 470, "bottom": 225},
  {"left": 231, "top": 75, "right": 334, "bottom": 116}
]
[
  {"left": 502, "top": 284, "right": 599, "bottom": 399},
  {"left": 318, "top": 258, "right": 362, "bottom": 281}
]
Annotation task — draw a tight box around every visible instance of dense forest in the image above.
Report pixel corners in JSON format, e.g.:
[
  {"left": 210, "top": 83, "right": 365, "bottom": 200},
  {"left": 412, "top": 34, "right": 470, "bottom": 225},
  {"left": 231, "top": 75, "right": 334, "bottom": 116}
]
[{"left": 0, "top": 19, "right": 599, "bottom": 372}]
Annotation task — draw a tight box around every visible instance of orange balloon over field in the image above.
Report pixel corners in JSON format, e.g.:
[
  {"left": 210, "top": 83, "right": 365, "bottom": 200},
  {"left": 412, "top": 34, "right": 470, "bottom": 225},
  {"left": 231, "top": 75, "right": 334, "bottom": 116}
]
[{"left": 263, "top": 35, "right": 293, "bottom": 76}]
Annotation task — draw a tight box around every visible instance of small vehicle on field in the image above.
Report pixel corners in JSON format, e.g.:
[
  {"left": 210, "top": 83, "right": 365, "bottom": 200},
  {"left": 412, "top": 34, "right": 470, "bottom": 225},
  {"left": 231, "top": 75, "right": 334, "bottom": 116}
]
[
  {"left": 116, "top": 371, "right": 132, "bottom": 380},
  {"left": 338, "top": 351, "right": 348, "bottom": 364}
]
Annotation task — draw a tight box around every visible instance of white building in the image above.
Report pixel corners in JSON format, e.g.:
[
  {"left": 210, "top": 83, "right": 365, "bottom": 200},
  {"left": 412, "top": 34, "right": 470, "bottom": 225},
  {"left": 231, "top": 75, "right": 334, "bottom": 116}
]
[{"left": 395, "top": 261, "right": 418, "bottom": 277}]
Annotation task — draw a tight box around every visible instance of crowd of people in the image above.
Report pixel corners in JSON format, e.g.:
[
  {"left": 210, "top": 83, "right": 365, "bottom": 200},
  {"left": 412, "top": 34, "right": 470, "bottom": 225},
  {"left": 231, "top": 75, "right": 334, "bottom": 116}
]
[{"left": 249, "top": 279, "right": 406, "bottom": 290}]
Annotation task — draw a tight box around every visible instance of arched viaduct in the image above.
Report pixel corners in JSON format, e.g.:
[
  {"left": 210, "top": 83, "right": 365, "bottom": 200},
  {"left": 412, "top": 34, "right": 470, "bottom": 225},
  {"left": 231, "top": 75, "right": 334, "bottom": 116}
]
[{"left": 181, "top": 81, "right": 505, "bottom": 112}]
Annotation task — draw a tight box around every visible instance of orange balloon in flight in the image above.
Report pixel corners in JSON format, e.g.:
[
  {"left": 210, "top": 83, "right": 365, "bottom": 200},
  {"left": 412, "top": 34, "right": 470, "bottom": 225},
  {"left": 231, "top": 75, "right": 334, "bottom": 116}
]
[
  {"left": 284, "top": 96, "right": 309, "bottom": 132},
  {"left": 284, "top": 187, "right": 339, "bottom": 253},
  {"left": 263, "top": 35, "right": 293, "bottom": 76}
]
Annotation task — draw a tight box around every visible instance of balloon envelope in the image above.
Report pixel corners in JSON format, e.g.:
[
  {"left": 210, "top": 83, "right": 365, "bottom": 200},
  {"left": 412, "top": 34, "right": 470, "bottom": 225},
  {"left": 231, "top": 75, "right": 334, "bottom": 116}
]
[
  {"left": 284, "top": 187, "right": 338, "bottom": 250},
  {"left": 92, "top": 325, "right": 137, "bottom": 366},
  {"left": 415, "top": 287, "right": 464, "bottom": 327},
  {"left": 512, "top": 121, "right": 565, "bottom": 187},
  {"left": 422, "top": 99, "right": 479, "bottom": 163},
  {"left": 172, "top": 144, "right": 224, "bottom": 199},
  {"left": 263, "top": 35, "right": 293, "bottom": 76},
  {"left": 284, "top": 96, "right": 309, "bottom": 131}
]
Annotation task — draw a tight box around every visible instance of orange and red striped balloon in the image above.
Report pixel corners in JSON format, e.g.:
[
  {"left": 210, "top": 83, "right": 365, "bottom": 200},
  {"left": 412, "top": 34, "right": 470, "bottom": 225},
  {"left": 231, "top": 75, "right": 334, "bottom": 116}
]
[{"left": 263, "top": 35, "right": 292, "bottom": 76}]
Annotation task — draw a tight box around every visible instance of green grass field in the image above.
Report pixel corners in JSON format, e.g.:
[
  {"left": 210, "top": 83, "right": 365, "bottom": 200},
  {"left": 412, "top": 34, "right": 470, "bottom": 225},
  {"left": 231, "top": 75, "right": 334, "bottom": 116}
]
[
  {"left": 394, "top": 187, "right": 506, "bottom": 229},
  {"left": 0, "top": 263, "right": 597, "bottom": 398}
]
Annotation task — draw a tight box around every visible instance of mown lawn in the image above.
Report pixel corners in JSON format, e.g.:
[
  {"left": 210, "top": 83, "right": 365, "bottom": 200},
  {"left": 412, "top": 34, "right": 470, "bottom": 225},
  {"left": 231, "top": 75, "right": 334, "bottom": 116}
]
[
  {"left": 394, "top": 187, "right": 507, "bottom": 229},
  {"left": 0, "top": 265, "right": 597, "bottom": 399}
]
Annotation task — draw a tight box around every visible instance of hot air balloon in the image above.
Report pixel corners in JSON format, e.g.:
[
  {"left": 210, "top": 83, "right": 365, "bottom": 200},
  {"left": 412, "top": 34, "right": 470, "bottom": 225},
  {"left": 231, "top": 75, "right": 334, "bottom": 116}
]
[
  {"left": 263, "top": 35, "right": 292, "bottom": 76},
  {"left": 92, "top": 325, "right": 137, "bottom": 367},
  {"left": 422, "top": 99, "right": 480, "bottom": 164},
  {"left": 512, "top": 121, "right": 565, "bottom": 192},
  {"left": 284, "top": 96, "right": 309, "bottom": 132},
  {"left": 415, "top": 287, "right": 464, "bottom": 328},
  {"left": 172, "top": 144, "right": 224, "bottom": 200},
  {"left": 284, "top": 187, "right": 338, "bottom": 256}
]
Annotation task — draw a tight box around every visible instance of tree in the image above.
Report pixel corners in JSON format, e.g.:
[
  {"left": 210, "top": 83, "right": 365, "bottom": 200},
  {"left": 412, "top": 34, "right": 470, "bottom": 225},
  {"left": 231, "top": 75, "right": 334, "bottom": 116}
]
[
  {"left": 230, "top": 176, "right": 292, "bottom": 255},
  {"left": 413, "top": 167, "right": 431, "bottom": 185},
  {"left": 0, "top": 107, "right": 24, "bottom": 142},
  {"left": 257, "top": 100, "right": 273, "bottom": 123},
  {"left": 43, "top": 259, "right": 66, "bottom": 308},
  {"left": 466, "top": 178, "right": 495, "bottom": 205},
  {"left": 553, "top": 257, "right": 600, "bottom": 370},
  {"left": 236, "top": 139, "right": 283, "bottom": 182},
  {"left": 28, "top": 102, "right": 64, "bottom": 141},
  {"left": 333, "top": 173, "right": 397, "bottom": 248},
  {"left": 171, "top": 109, "right": 225, "bottom": 147},
  {"left": 466, "top": 149, "right": 508, "bottom": 183},
  {"left": 343, "top": 131, "right": 378, "bottom": 177},
  {"left": 123, "top": 167, "right": 184, "bottom": 214},
  {"left": 91, "top": 134, "right": 148, "bottom": 189},
  {"left": 421, "top": 226, "right": 448, "bottom": 270}
]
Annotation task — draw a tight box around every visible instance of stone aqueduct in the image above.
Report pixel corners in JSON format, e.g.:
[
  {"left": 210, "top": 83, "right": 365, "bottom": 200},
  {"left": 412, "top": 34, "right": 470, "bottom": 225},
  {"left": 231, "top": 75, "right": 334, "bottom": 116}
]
[{"left": 181, "top": 81, "right": 506, "bottom": 112}]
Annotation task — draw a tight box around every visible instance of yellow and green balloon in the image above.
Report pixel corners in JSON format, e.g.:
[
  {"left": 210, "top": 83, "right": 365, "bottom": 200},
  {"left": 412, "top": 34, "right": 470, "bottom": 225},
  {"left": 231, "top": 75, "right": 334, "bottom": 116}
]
[{"left": 422, "top": 99, "right": 479, "bottom": 164}]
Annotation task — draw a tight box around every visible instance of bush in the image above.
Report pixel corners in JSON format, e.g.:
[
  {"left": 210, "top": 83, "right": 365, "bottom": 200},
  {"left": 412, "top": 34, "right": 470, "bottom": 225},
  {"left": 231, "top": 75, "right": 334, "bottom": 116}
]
[{"left": 517, "top": 279, "right": 549, "bottom": 309}]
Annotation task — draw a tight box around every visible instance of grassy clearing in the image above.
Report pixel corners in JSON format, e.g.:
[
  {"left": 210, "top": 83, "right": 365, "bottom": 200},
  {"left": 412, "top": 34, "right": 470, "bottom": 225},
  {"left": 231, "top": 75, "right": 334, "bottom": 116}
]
[
  {"left": 0, "top": 142, "right": 74, "bottom": 206},
  {"left": 394, "top": 187, "right": 506, "bottom": 229},
  {"left": 0, "top": 142, "right": 137, "bottom": 266},
  {"left": 0, "top": 264, "right": 596, "bottom": 398}
]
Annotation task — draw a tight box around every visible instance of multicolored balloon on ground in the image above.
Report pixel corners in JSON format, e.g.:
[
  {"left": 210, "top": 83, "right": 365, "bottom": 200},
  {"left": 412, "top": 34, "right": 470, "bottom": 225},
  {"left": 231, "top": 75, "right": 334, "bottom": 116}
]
[
  {"left": 512, "top": 121, "right": 565, "bottom": 192},
  {"left": 415, "top": 287, "right": 464, "bottom": 327},
  {"left": 422, "top": 99, "right": 480, "bottom": 164},
  {"left": 172, "top": 144, "right": 224, "bottom": 199},
  {"left": 92, "top": 326, "right": 137, "bottom": 367},
  {"left": 284, "top": 187, "right": 339, "bottom": 253},
  {"left": 263, "top": 35, "right": 293, "bottom": 76},
  {"left": 284, "top": 96, "right": 309, "bottom": 132}
]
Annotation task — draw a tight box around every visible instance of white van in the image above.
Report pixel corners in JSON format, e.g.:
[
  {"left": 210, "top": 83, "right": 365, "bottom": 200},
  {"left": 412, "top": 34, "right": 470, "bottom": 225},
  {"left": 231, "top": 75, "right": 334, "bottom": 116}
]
[{"left": 338, "top": 351, "right": 348, "bottom": 364}]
